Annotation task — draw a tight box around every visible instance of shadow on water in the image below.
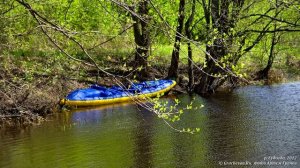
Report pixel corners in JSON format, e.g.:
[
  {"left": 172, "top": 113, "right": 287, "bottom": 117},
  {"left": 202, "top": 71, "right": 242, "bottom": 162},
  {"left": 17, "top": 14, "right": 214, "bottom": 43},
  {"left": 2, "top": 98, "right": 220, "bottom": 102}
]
[
  {"left": 0, "top": 82, "right": 299, "bottom": 167},
  {"left": 203, "top": 92, "right": 255, "bottom": 162},
  {"left": 133, "top": 106, "right": 154, "bottom": 168},
  {"left": 171, "top": 96, "right": 198, "bottom": 168}
]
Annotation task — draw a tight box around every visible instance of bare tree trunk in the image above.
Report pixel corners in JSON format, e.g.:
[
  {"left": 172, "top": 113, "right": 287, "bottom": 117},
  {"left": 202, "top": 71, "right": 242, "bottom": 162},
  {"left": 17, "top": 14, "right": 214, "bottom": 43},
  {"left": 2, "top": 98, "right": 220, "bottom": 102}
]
[
  {"left": 202, "top": 0, "right": 212, "bottom": 63},
  {"left": 131, "top": 0, "right": 151, "bottom": 80},
  {"left": 256, "top": 29, "right": 279, "bottom": 80},
  {"left": 185, "top": 0, "right": 196, "bottom": 91},
  {"left": 194, "top": 39, "right": 227, "bottom": 95},
  {"left": 167, "top": 0, "right": 185, "bottom": 79},
  {"left": 256, "top": 0, "right": 279, "bottom": 80},
  {"left": 211, "top": 0, "right": 220, "bottom": 29}
]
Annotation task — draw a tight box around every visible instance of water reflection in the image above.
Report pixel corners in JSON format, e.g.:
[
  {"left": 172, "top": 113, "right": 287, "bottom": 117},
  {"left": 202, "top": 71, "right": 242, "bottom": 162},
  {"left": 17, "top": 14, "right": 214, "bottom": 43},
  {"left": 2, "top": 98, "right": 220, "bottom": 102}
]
[
  {"left": 71, "top": 108, "right": 106, "bottom": 124},
  {"left": 171, "top": 96, "right": 196, "bottom": 168},
  {"left": 133, "top": 106, "right": 154, "bottom": 168},
  {"left": 204, "top": 92, "right": 255, "bottom": 163},
  {"left": 171, "top": 132, "right": 194, "bottom": 168}
]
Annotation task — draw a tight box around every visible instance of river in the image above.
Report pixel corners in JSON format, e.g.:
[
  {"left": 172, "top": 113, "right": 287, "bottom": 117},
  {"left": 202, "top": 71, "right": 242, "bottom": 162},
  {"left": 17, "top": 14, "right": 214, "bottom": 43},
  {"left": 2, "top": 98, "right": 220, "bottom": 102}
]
[{"left": 1, "top": 82, "right": 299, "bottom": 167}]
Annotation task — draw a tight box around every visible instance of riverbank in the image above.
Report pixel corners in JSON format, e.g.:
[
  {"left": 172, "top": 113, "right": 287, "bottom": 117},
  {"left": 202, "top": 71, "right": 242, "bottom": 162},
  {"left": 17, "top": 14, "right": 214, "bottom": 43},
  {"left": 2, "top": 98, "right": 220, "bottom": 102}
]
[
  {"left": 0, "top": 52, "right": 299, "bottom": 128},
  {"left": 0, "top": 54, "right": 84, "bottom": 128},
  {"left": 1, "top": 81, "right": 299, "bottom": 167}
]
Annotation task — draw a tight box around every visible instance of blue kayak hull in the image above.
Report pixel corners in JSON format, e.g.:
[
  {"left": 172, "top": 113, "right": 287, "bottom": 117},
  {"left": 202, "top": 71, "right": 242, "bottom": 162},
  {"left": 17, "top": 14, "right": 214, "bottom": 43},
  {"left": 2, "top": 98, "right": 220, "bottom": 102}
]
[{"left": 60, "top": 80, "right": 176, "bottom": 106}]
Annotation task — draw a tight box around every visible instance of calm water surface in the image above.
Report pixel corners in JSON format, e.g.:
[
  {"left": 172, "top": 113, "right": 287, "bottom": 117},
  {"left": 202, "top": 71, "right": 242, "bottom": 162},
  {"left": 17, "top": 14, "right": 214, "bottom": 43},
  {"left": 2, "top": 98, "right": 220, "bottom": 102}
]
[{"left": 1, "top": 82, "right": 300, "bottom": 167}]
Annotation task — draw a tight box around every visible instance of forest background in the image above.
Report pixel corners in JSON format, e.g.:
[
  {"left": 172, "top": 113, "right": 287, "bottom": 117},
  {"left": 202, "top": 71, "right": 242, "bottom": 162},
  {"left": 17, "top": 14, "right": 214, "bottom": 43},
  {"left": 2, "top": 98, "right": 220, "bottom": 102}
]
[{"left": 0, "top": 0, "right": 299, "bottom": 126}]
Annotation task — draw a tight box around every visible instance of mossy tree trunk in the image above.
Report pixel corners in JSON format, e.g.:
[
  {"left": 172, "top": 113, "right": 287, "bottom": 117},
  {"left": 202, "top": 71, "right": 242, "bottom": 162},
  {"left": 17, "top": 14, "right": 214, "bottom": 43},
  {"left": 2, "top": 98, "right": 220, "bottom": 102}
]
[
  {"left": 131, "top": 0, "right": 151, "bottom": 80},
  {"left": 185, "top": 0, "right": 196, "bottom": 91},
  {"left": 256, "top": 0, "right": 279, "bottom": 80},
  {"left": 194, "top": 0, "right": 244, "bottom": 95},
  {"left": 167, "top": 0, "right": 185, "bottom": 80}
]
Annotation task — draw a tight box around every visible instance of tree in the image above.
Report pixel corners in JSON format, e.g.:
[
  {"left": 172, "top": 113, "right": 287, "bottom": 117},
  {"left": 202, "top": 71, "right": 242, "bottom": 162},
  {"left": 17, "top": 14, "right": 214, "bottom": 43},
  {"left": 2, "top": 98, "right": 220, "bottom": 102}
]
[
  {"left": 194, "top": 0, "right": 245, "bottom": 95},
  {"left": 167, "top": 0, "right": 185, "bottom": 79},
  {"left": 7, "top": 0, "right": 300, "bottom": 96},
  {"left": 256, "top": 0, "right": 279, "bottom": 80},
  {"left": 185, "top": 0, "right": 196, "bottom": 91},
  {"left": 193, "top": 0, "right": 300, "bottom": 95},
  {"left": 130, "top": 0, "right": 152, "bottom": 80},
  {"left": 108, "top": 0, "right": 153, "bottom": 80}
]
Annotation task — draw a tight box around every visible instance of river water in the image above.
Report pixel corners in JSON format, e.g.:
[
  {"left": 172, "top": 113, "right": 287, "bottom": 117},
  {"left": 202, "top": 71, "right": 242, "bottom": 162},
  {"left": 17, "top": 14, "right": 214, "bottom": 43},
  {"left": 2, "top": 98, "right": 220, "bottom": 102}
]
[{"left": 1, "top": 82, "right": 299, "bottom": 167}]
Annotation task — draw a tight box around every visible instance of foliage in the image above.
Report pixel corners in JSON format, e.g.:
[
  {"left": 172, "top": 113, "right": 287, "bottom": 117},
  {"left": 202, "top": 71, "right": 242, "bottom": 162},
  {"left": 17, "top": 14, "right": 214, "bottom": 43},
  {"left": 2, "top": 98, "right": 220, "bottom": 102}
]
[
  {"left": 0, "top": 0, "right": 299, "bottom": 129},
  {"left": 149, "top": 93, "right": 203, "bottom": 133}
]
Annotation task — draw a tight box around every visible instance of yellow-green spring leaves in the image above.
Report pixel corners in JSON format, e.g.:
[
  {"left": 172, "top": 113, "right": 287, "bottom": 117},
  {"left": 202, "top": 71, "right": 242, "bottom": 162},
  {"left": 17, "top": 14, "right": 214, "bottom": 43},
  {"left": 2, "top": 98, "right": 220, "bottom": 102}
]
[{"left": 151, "top": 96, "right": 204, "bottom": 134}]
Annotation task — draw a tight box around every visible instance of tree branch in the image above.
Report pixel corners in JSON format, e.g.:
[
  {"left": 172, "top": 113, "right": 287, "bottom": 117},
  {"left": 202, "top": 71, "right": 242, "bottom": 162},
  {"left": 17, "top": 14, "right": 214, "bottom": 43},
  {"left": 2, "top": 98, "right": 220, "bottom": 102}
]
[
  {"left": 242, "top": 13, "right": 300, "bottom": 27},
  {"left": 244, "top": 28, "right": 300, "bottom": 33}
]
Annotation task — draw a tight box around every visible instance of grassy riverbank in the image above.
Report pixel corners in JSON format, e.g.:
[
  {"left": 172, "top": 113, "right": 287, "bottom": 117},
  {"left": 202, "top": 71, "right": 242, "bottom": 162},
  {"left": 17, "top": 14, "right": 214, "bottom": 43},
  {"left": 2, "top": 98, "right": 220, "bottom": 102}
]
[
  {"left": 0, "top": 43, "right": 300, "bottom": 128},
  {"left": 0, "top": 53, "right": 83, "bottom": 127}
]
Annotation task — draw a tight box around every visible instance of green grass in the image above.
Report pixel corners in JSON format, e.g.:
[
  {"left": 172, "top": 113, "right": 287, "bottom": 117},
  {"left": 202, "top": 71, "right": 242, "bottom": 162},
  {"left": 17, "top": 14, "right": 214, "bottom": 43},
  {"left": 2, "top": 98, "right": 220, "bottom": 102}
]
[
  {"left": 2, "top": 29, "right": 299, "bottom": 82},
  {"left": 149, "top": 44, "right": 206, "bottom": 66}
]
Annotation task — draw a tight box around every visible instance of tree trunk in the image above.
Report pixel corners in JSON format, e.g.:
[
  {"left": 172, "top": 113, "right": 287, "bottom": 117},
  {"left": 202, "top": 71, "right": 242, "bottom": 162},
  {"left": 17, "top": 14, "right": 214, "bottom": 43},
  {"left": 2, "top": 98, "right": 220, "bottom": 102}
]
[
  {"left": 256, "top": 29, "right": 278, "bottom": 80},
  {"left": 256, "top": 0, "right": 279, "bottom": 80},
  {"left": 131, "top": 0, "right": 151, "bottom": 80},
  {"left": 167, "top": 0, "right": 185, "bottom": 79},
  {"left": 211, "top": 0, "right": 220, "bottom": 29},
  {"left": 185, "top": 0, "right": 196, "bottom": 91},
  {"left": 194, "top": 0, "right": 230, "bottom": 95},
  {"left": 194, "top": 0, "right": 245, "bottom": 95},
  {"left": 194, "top": 39, "right": 227, "bottom": 95}
]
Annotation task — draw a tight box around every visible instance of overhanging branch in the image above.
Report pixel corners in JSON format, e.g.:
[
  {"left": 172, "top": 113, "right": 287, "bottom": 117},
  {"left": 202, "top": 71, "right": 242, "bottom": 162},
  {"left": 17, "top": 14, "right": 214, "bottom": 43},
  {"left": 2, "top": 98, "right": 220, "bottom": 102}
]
[{"left": 244, "top": 28, "right": 300, "bottom": 33}]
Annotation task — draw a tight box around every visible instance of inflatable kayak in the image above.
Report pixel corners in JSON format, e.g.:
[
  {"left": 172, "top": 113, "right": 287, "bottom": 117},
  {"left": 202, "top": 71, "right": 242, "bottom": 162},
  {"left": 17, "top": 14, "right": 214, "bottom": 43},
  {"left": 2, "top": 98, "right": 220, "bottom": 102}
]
[{"left": 60, "top": 80, "right": 176, "bottom": 107}]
